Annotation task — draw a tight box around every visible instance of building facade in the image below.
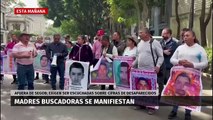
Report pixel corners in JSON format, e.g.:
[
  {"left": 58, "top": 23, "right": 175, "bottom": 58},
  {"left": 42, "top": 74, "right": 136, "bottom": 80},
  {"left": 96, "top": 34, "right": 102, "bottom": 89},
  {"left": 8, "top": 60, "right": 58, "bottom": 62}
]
[
  {"left": 1, "top": 1, "right": 9, "bottom": 45},
  {"left": 170, "top": 0, "right": 212, "bottom": 47},
  {"left": 6, "top": 14, "right": 33, "bottom": 34}
]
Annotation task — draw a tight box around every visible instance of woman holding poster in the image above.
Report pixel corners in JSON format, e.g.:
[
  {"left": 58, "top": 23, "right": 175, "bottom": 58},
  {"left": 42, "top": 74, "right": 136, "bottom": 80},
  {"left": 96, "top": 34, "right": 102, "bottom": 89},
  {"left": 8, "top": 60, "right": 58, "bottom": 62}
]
[
  {"left": 123, "top": 35, "right": 138, "bottom": 57},
  {"left": 168, "top": 30, "right": 208, "bottom": 120},
  {"left": 100, "top": 35, "right": 118, "bottom": 90}
]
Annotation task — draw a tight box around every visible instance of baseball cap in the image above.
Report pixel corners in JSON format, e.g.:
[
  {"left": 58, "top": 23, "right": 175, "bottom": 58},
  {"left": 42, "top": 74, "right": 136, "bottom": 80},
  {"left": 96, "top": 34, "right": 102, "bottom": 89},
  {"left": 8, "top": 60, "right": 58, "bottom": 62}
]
[{"left": 96, "top": 29, "right": 105, "bottom": 36}]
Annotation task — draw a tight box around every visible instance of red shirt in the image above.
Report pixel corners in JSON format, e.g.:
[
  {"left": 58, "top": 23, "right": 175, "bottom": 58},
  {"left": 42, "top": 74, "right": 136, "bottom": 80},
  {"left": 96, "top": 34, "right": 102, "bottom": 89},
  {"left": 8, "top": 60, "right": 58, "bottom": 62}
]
[{"left": 5, "top": 41, "right": 17, "bottom": 54}]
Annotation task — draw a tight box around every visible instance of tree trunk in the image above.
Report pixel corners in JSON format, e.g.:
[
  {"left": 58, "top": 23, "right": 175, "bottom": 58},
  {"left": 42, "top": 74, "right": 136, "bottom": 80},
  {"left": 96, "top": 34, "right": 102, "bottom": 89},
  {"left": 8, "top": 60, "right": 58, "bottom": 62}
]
[
  {"left": 141, "top": 0, "right": 148, "bottom": 28},
  {"left": 199, "top": 0, "right": 212, "bottom": 47},
  {"left": 189, "top": 0, "right": 195, "bottom": 30},
  {"left": 175, "top": 0, "right": 180, "bottom": 39},
  {"left": 134, "top": 0, "right": 141, "bottom": 33}
]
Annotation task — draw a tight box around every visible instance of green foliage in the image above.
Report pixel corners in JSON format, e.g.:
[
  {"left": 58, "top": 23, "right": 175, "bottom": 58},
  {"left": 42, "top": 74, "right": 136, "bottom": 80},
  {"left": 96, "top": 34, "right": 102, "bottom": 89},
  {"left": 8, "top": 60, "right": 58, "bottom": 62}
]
[
  {"left": 106, "top": 0, "right": 165, "bottom": 28},
  {"left": 106, "top": 0, "right": 136, "bottom": 27},
  {"left": 60, "top": 19, "right": 81, "bottom": 40},
  {"left": 39, "top": 0, "right": 67, "bottom": 27},
  {"left": 39, "top": 0, "right": 109, "bottom": 36},
  {"left": 44, "top": 26, "right": 63, "bottom": 36},
  {"left": 204, "top": 47, "right": 212, "bottom": 73}
]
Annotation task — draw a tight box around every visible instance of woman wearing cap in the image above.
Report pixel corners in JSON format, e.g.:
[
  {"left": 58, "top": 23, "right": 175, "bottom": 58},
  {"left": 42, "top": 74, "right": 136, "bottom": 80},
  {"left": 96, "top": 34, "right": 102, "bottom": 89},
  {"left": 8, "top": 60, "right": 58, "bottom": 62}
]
[{"left": 123, "top": 35, "right": 137, "bottom": 58}]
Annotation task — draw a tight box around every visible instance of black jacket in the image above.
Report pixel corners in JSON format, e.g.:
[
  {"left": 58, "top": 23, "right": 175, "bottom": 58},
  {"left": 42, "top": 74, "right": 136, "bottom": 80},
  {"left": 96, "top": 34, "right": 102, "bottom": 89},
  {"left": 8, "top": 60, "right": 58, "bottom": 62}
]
[
  {"left": 46, "top": 42, "right": 68, "bottom": 64},
  {"left": 160, "top": 38, "right": 178, "bottom": 69}
]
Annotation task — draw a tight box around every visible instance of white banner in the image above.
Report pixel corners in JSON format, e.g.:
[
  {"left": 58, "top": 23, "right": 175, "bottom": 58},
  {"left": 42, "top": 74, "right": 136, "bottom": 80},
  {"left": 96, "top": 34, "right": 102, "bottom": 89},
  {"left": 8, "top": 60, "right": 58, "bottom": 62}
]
[{"left": 64, "top": 60, "right": 90, "bottom": 90}]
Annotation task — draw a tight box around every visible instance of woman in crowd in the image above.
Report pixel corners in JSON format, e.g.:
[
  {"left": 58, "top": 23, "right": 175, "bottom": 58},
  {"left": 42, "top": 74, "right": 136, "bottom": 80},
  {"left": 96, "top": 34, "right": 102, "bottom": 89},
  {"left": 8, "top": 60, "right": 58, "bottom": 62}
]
[
  {"left": 34, "top": 36, "right": 50, "bottom": 84},
  {"left": 34, "top": 36, "right": 44, "bottom": 80},
  {"left": 69, "top": 35, "right": 93, "bottom": 64},
  {"left": 169, "top": 30, "right": 208, "bottom": 120},
  {"left": 66, "top": 41, "right": 73, "bottom": 56},
  {"left": 123, "top": 35, "right": 137, "bottom": 58}
]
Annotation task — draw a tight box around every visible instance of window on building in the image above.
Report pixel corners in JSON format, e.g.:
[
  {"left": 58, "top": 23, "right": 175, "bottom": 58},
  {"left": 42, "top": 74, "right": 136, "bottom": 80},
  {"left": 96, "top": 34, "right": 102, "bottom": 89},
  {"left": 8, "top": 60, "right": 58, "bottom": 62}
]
[{"left": 12, "top": 24, "right": 21, "bottom": 31}]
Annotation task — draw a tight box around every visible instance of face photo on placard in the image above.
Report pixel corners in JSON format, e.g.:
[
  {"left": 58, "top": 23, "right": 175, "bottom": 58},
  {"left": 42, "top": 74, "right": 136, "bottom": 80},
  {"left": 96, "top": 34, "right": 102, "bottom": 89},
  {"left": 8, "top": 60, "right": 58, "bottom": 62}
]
[
  {"left": 65, "top": 60, "right": 89, "bottom": 90},
  {"left": 119, "top": 62, "right": 130, "bottom": 86},
  {"left": 136, "top": 77, "right": 152, "bottom": 90},
  {"left": 91, "top": 59, "right": 114, "bottom": 84},
  {"left": 131, "top": 69, "right": 157, "bottom": 90},
  {"left": 40, "top": 55, "right": 49, "bottom": 67},
  {"left": 69, "top": 62, "right": 85, "bottom": 86}
]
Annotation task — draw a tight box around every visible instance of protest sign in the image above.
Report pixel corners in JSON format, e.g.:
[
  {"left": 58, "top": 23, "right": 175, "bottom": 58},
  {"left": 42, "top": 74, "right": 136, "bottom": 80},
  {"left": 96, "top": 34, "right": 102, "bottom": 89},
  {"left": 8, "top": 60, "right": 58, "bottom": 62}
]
[
  {"left": 6, "top": 50, "right": 16, "bottom": 74},
  {"left": 161, "top": 66, "right": 202, "bottom": 111},
  {"left": 113, "top": 56, "right": 134, "bottom": 90},
  {"left": 64, "top": 60, "right": 89, "bottom": 90},
  {"left": 131, "top": 68, "right": 158, "bottom": 109},
  {"left": 90, "top": 57, "right": 114, "bottom": 85},
  {"left": 34, "top": 50, "right": 50, "bottom": 75}
]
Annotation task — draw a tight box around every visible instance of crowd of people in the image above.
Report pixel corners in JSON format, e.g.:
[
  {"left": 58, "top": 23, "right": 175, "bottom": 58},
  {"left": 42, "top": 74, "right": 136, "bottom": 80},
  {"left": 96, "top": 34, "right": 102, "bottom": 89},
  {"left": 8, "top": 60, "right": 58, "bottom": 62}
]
[{"left": 0, "top": 27, "right": 208, "bottom": 120}]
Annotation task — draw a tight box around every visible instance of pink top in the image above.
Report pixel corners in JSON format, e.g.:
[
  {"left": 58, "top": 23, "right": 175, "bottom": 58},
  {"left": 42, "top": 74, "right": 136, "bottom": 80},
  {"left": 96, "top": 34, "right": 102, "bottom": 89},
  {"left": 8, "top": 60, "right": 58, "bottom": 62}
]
[
  {"left": 12, "top": 42, "right": 37, "bottom": 65},
  {"left": 5, "top": 41, "right": 17, "bottom": 54},
  {"left": 92, "top": 40, "right": 102, "bottom": 59}
]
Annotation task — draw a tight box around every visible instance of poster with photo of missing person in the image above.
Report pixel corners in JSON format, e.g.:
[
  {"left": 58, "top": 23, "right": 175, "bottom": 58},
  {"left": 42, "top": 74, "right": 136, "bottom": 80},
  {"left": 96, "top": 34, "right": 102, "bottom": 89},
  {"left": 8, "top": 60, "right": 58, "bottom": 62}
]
[
  {"left": 6, "top": 50, "right": 17, "bottom": 74},
  {"left": 64, "top": 60, "right": 89, "bottom": 90},
  {"left": 34, "top": 50, "right": 50, "bottom": 75},
  {"left": 131, "top": 68, "right": 158, "bottom": 109},
  {"left": 0, "top": 51, "right": 7, "bottom": 74},
  {"left": 161, "top": 66, "right": 202, "bottom": 112},
  {"left": 90, "top": 56, "right": 114, "bottom": 85},
  {"left": 113, "top": 56, "right": 134, "bottom": 90}
]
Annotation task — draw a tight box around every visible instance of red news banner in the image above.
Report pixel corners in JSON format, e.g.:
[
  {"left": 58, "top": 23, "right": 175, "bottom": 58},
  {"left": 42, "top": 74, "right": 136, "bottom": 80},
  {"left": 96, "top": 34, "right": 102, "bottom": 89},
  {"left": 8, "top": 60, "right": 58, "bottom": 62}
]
[{"left": 14, "top": 8, "right": 48, "bottom": 14}]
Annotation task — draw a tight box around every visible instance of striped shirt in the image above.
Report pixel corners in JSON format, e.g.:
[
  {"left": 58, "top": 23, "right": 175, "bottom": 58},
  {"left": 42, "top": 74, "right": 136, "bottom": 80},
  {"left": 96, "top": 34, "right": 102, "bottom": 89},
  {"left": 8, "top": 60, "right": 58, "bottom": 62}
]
[{"left": 12, "top": 42, "right": 37, "bottom": 65}]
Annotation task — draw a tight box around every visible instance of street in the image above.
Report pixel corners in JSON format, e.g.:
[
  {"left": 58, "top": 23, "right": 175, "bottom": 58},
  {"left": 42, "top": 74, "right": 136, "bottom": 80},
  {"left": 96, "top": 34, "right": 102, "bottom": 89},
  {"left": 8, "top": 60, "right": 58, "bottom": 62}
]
[{"left": 1, "top": 75, "right": 212, "bottom": 120}]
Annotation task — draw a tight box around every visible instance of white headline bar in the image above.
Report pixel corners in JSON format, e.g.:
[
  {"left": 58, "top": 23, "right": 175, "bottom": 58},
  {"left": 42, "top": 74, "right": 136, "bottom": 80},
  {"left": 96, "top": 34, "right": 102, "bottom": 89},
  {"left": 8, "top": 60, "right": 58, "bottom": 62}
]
[{"left": 11, "top": 90, "right": 158, "bottom": 96}]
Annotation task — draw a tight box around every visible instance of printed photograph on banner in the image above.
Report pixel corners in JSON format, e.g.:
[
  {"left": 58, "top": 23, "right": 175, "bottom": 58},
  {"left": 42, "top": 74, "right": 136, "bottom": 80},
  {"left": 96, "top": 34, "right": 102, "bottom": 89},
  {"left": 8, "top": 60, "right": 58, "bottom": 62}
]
[
  {"left": 0, "top": 55, "right": 3, "bottom": 73},
  {"left": 91, "top": 58, "right": 114, "bottom": 85},
  {"left": 65, "top": 60, "right": 89, "bottom": 90},
  {"left": 113, "top": 56, "right": 134, "bottom": 90},
  {"left": 131, "top": 68, "right": 158, "bottom": 109},
  {"left": 34, "top": 50, "right": 50, "bottom": 74},
  {"left": 6, "top": 50, "right": 17, "bottom": 74},
  {"left": 161, "top": 66, "right": 202, "bottom": 112},
  {"left": 64, "top": 78, "right": 70, "bottom": 90},
  {"left": 131, "top": 69, "right": 157, "bottom": 90}
]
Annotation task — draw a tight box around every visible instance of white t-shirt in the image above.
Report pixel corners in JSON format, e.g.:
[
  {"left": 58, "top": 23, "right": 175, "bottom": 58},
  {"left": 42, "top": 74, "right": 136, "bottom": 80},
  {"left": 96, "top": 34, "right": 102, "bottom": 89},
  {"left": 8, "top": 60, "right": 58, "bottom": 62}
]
[
  {"left": 170, "top": 43, "right": 208, "bottom": 70},
  {"left": 123, "top": 47, "right": 137, "bottom": 57}
]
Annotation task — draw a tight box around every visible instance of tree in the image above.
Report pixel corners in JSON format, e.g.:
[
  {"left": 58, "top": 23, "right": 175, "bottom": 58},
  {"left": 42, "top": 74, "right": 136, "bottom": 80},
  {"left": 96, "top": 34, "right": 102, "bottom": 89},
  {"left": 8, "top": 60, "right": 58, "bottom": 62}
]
[
  {"left": 39, "top": 0, "right": 67, "bottom": 27},
  {"left": 199, "top": 0, "right": 212, "bottom": 47},
  {"left": 39, "top": 0, "right": 109, "bottom": 36},
  {"left": 106, "top": 0, "right": 165, "bottom": 33},
  {"left": 60, "top": 19, "right": 81, "bottom": 39},
  {"left": 175, "top": 0, "right": 180, "bottom": 39},
  {"left": 44, "top": 26, "right": 62, "bottom": 36},
  {"left": 189, "top": 0, "right": 195, "bottom": 29}
]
